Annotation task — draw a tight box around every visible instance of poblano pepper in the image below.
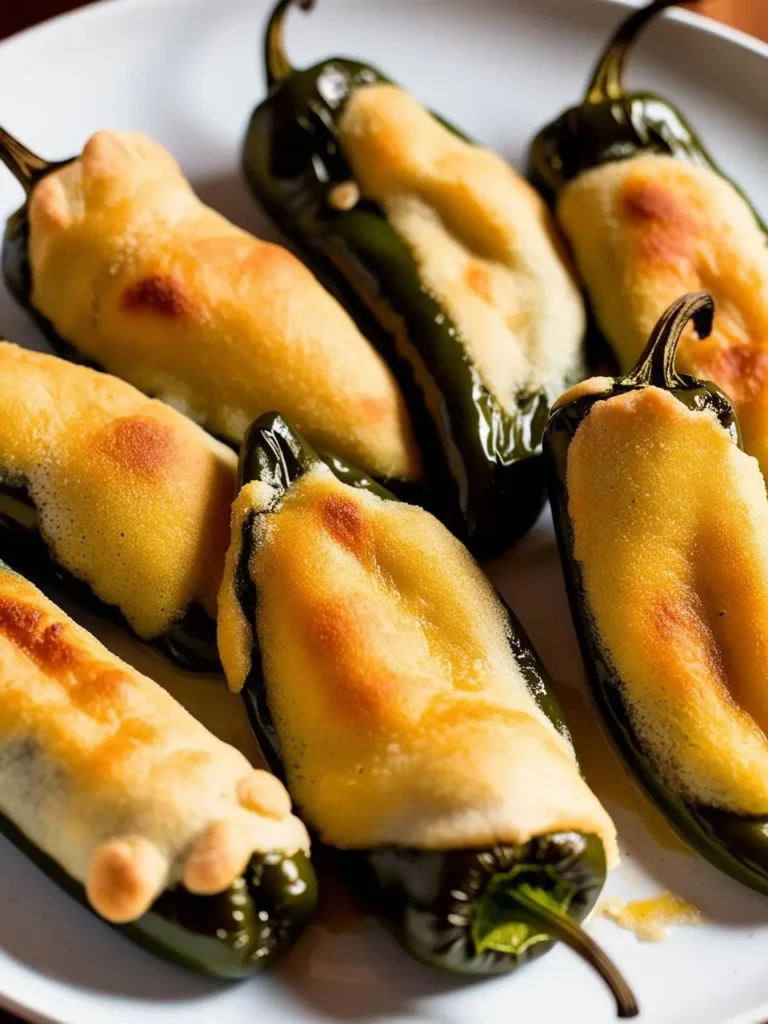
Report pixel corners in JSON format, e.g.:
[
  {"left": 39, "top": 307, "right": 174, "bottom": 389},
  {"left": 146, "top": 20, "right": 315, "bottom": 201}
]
[
  {"left": 241, "top": 0, "right": 586, "bottom": 559},
  {"left": 0, "top": 559, "right": 317, "bottom": 977},
  {"left": 529, "top": 0, "right": 768, "bottom": 483},
  {"left": 216, "top": 412, "right": 637, "bottom": 1016},
  {"left": 0, "top": 125, "right": 421, "bottom": 492},
  {"left": 0, "top": 341, "right": 235, "bottom": 672},
  {"left": 546, "top": 291, "right": 768, "bottom": 897}
]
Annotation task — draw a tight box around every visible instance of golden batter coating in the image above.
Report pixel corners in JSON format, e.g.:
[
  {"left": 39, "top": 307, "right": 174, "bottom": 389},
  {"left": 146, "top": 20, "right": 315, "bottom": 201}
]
[
  {"left": 338, "top": 84, "right": 586, "bottom": 407},
  {"left": 568, "top": 386, "right": 768, "bottom": 814},
  {"left": 558, "top": 153, "right": 768, "bottom": 477},
  {"left": 0, "top": 342, "right": 235, "bottom": 640},
  {"left": 27, "top": 130, "right": 420, "bottom": 482},
  {"left": 218, "top": 467, "right": 617, "bottom": 861},
  {"left": 0, "top": 566, "right": 308, "bottom": 924}
]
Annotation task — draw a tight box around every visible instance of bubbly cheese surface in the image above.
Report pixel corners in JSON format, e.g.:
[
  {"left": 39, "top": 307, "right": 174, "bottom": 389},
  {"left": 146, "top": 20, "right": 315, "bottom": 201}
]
[
  {"left": 337, "top": 84, "right": 585, "bottom": 408},
  {"left": 558, "top": 153, "right": 768, "bottom": 478},
  {"left": 28, "top": 131, "right": 420, "bottom": 482},
  {"left": 568, "top": 386, "right": 768, "bottom": 813},
  {"left": 0, "top": 343, "right": 235, "bottom": 639},
  {"left": 218, "top": 466, "right": 616, "bottom": 859},
  {"left": 0, "top": 566, "right": 308, "bottom": 923}
]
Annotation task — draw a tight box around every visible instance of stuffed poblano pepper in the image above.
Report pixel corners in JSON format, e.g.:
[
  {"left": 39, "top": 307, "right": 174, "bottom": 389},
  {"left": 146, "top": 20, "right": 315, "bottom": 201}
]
[
  {"left": 242, "top": 0, "right": 586, "bottom": 558},
  {"left": 217, "top": 413, "right": 637, "bottom": 1016},
  {"left": 529, "top": 0, "right": 768, "bottom": 480},
  {"left": 546, "top": 290, "right": 768, "bottom": 896},
  {"left": 0, "top": 126, "right": 420, "bottom": 490},
  {"left": 0, "top": 560, "right": 316, "bottom": 975},
  {"left": 0, "top": 342, "right": 236, "bottom": 670}
]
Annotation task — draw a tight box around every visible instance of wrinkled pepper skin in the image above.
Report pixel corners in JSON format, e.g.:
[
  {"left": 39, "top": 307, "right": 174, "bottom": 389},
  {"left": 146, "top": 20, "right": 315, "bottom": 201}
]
[
  {"left": 2, "top": 807, "right": 317, "bottom": 977},
  {"left": 241, "top": 0, "right": 568, "bottom": 560},
  {"left": 545, "top": 291, "right": 768, "bottom": 897},
  {"left": 228, "top": 413, "right": 636, "bottom": 1016}
]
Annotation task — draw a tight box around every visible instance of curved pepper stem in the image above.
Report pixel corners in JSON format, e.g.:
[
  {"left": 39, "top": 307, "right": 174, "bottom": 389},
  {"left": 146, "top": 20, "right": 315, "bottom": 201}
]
[
  {"left": 0, "top": 127, "right": 52, "bottom": 196},
  {"left": 264, "top": 0, "right": 315, "bottom": 88},
  {"left": 586, "top": 0, "right": 686, "bottom": 103},
  {"left": 622, "top": 291, "right": 714, "bottom": 390},
  {"left": 504, "top": 885, "right": 638, "bottom": 1018}
]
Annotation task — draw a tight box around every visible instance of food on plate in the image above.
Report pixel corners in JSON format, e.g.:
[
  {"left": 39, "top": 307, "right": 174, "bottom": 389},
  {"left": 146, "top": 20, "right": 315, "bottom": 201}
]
[
  {"left": 217, "top": 412, "right": 636, "bottom": 1017},
  {"left": 0, "top": 125, "right": 420, "bottom": 488},
  {"left": 0, "top": 342, "right": 236, "bottom": 669},
  {"left": 242, "top": 0, "right": 586, "bottom": 558},
  {"left": 546, "top": 291, "right": 768, "bottom": 897},
  {"left": 529, "top": 0, "right": 768, "bottom": 482},
  {"left": 0, "top": 561, "right": 316, "bottom": 974}
]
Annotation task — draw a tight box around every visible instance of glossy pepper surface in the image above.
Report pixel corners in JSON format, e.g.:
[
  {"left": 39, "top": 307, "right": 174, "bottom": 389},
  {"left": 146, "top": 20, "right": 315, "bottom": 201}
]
[
  {"left": 545, "top": 291, "right": 768, "bottom": 897},
  {"left": 218, "top": 412, "right": 637, "bottom": 1016},
  {"left": 4, "top": 808, "right": 317, "bottom": 977},
  {"left": 528, "top": 0, "right": 768, "bottom": 482},
  {"left": 241, "top": 0, "right": 587, "bottom": 559}
]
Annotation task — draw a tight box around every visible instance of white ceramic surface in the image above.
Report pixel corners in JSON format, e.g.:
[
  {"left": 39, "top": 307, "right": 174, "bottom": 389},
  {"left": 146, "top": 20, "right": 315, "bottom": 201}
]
[{"left": 1, "top": 1, "right": 768, "bottom": 1022}]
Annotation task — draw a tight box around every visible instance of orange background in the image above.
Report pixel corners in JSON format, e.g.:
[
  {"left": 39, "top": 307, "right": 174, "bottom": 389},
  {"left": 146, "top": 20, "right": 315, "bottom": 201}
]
[{"left": 0, "top": 1, "right": 767, "bottom": 42}]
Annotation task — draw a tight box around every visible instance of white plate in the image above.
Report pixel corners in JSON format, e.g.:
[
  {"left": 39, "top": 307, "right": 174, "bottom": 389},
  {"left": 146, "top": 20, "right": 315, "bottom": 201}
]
[{"left": 1, "top": 1, "right": 768, "bottom": 1022}]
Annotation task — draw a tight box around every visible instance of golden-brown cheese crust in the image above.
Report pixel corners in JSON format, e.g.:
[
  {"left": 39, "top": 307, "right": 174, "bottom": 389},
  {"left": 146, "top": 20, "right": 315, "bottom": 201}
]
[
  {"left": 558, "top": 153, "right": 768, "bottom": 477},
  {"left": 568, "top": 386, "right": 768, "bottom": 814},
  {"left": 28, "top": 131, "right": 420, "bottom": 482},
  {"left": 0, "top": 567, "right": 308, "bottom": 924},
  {"left": 218, "top": 466, "right": 617, "bottom": 861},
  {"left": 0, "top": 342, "right": 235, "bottom": 639},
  {"left": 337, "top": 84, "right": 586, "bottom": 407}
]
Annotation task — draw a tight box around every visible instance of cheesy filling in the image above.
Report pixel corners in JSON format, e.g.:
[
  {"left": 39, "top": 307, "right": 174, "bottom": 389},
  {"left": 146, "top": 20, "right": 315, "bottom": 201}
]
[
  {"left": 0, "top": 566, "right": 308, "bottom": 924},
  {"left": 27, "top": 131, "right": 420, "bottom": 482},
  {"left": 337, "top": 84, "right": 585, "bottom": 409},
  {"left": 0, "top": 343, "right": 235, "bottom": 639},
  {"left": 558, "top": 153, "right": 768, "bottom": 478},
  {"left": 218, "top": 466, "right": 617, "bottom": 860},
  {"left": 568, "top": 386, "right": 768, "bottom": 814}
]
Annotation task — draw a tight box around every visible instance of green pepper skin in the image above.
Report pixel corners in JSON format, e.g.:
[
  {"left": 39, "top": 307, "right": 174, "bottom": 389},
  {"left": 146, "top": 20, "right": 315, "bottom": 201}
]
[
  {"left": 229, "top": 412, "right": 637, "bottom": 1015},
  {"left": 527, "top": 0, "right": 766, "bottom": 233},
  {"left": 240, "top": 0, "right": 559, "bottom": 560},
  {"left": 545, "top": 290, "right": 768, "bottom": 897},
  {"left": 1, "top": 801, "right": 317, "bottom": 977}
]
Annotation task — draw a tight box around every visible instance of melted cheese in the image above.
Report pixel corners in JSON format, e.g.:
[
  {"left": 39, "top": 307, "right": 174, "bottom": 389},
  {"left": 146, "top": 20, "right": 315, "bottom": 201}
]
[
  {"left": 568, "top": 386, "right": 768, "bottom": 813},
  {"left": 558, "top": 153, "right": 768, "bottom": 478},
  {"left": 0, "top": 565, "right": 308, "bottom": 923},
  {"left": 27, "top": 131, "right": 420, "bottom": 482},
  {"left": 599, "top": 893, "right": 703, "bottom": 942},
  {"left": 337, "top": 84, "right": 585, "bottom": 408},
  {"left": 0, "top": 342, "right": 235, "bottom": 640},
  {"left": 218, "top": 466, "right": 617, "bottom": 860}
]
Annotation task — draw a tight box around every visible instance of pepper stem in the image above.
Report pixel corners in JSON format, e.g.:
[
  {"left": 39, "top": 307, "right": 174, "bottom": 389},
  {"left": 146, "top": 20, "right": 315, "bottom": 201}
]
[
  {"left": 0, "top": 127, "right": 52, "bottom": 196},
  {"left": 264, "top": 0, "right": 315, "bottom": 89},
  {"left": 586, "top": 0, "right": 687, "bottom": 104},
  {"left": 622, "top": 291, "right": 714, "bottom": 390},
  {"left": 508, "top": 884, "right": 639, "bottom": 1019}
]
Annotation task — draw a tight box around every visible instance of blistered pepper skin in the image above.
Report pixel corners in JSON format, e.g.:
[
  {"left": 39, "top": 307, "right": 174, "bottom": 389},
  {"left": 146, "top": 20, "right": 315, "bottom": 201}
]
[{"left": 545, "top": 291, "right": 768, "bottom": 897}]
